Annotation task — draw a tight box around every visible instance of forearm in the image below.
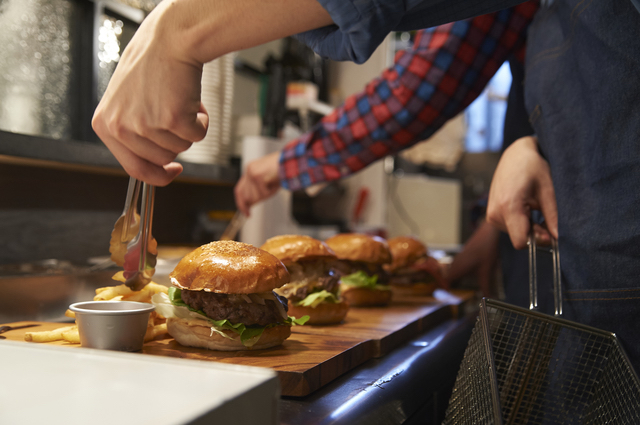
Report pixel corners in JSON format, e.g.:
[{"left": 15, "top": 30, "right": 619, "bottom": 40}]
[
  {"left": 151, "top": 0, "right": 333, "bottom": 65},
  {"left": 279, "top": 2, "right": 538, "bottom": 191}
]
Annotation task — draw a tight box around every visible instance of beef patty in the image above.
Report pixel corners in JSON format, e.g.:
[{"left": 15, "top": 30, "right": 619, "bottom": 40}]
[{"left": 181, "top": 290, "right": 289, "bottom": 327}]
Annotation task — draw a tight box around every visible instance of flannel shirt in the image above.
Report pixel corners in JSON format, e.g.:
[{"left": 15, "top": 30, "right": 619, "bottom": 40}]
[{"left": 280, "top": 2, "right": 539, "bottom": 191}]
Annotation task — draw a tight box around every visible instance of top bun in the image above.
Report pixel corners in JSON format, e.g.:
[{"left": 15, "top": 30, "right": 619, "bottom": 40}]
[
  {"left": 324, "top": 233, "right": 391, "bottom": 264},
  {"left": 386, "top": 236, "right": 428, "bottom": 272},
  {"left": 260, "top": 234, "right": 336, "bottom": 264},
  {"left": 170, "top": 241, "right": 289, "bottom": 294}
]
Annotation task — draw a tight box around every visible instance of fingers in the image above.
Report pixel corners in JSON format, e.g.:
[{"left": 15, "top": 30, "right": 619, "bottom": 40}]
[
  {"left": 97, "top": 130, "right": 183, "bottom": 186},
  {"left": 503, "top": 202, "right": 531, "bottom": 249},
  {"left": 93, "top": 103, "right": 207, "bottom": 186},
  {"left": 234, "top": 175, "right": 280, "bottom": 217},
  {"left": 537, "top": 172, "right": 559, "bottom": 240},
  {"left": 168, "top": 102, "right": 209, "bottom": 143},
  {"left": 532, "top": 223, "right": 553, "bottom": 246},
  {"left": 487, "top": 136, "right": 560, "bottom": 249},
  {"left": 234, "top": 153, "right": 282, "bottom": 215}
]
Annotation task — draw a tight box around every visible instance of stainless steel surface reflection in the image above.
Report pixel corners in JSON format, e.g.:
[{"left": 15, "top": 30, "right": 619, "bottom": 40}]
[
  {"left": 280, "top": 316, "right": 476, "bottom": 425},
  {"left": 0, "top": 260, "right": 119, "bottom": 323}
]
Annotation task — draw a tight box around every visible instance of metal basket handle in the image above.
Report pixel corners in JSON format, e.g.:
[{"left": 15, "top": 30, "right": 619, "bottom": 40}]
[{"left": 528, "top": 229, "right": 562, "bottom": 316}]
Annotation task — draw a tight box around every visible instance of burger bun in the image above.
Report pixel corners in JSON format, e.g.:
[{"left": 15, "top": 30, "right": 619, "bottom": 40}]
[
  {"left": 288, "top": 299, "right": 349, "bottom": 325},
  {"left": 341, "top": 285, "right": 392, "bottom": 307},
  {"left": 386, "top": 236, "right": 428, "bottom": 272},
  {"left": 325, "top": 233, "right": 391, "bottom": 265},
  {"left": 170, "top": 241, "right": 289, "bottom": 294},
  {"left": 260, "top": 234, "right": 336, "bottom": 264},
  {"left": 166, "top": 317, "right": 291, "bottom": 351}
]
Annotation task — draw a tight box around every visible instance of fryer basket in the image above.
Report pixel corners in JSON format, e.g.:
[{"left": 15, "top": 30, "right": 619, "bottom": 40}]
[{"left": 443, "top": 236, "right": 640, "bottom": 424}]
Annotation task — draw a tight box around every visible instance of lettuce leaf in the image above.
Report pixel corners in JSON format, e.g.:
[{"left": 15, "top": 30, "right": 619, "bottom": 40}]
[
  {"left": 295, "top": 290, "right": 339, "bottom": 308},
  {"left": 340, "top": 270, "right": 378, "bottom": 287},
  {"left": 153, "top": 288, "right": 308, "bottom": 348},
  {"left": 339, "top": 271, "right": 390, "bottom": 291}
]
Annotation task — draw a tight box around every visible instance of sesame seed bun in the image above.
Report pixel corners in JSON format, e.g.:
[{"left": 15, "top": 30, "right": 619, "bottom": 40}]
[
  {"left": 324, "top": 233, "right": 391, "bottom": 265},
  {"left": 260, "top": 234, "right": 336, "bottom": 265},
  {"left": 169, "top": 241, "right": 290, "bottom": 294},
  {"left": 385, "top": 236, "right": 428, "bottom": 273}
]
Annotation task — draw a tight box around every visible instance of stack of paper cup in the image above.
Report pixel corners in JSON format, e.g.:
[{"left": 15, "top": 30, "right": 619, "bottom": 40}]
[{"left": 178, "top": 53, "right": 236, "bottom": 165}]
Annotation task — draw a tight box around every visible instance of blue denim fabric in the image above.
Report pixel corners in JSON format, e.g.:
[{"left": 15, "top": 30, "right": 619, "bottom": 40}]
[
  {"left": 524, "top": 0, "right": 640, "bottom": 373},
  {"left": 295, "top": 0, "right": 526, "bottom": 63}
]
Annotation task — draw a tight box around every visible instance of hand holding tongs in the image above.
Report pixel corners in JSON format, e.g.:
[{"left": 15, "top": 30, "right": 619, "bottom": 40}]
[{"left": 109, "top": 177, "right": 157, "bottom": 291}]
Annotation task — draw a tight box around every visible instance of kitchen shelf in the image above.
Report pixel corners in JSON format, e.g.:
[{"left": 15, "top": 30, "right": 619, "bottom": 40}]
[{"left": 0, "top": 130, "right": 239, "bottom": 186}]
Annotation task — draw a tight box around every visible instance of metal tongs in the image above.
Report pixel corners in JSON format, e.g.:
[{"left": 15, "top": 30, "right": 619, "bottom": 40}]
[
  {"left": 220, "top": 211, "right": 246, "bottom": 241},
  {"left": 109, "top": 177, "right": 157, "bottom": 291}
]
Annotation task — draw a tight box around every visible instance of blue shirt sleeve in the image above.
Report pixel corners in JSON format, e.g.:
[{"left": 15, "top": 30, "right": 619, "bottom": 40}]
[{"left": 295, "top": 0, "right": 528, "bottom": 63}]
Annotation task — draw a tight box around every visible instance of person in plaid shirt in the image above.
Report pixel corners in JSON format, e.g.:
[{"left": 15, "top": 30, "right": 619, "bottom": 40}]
[{"left": 234, "top": 2, "right": 539, "bottom": 216}]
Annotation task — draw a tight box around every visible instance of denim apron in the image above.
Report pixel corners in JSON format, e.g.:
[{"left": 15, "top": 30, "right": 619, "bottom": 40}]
[{"left": 524, "top": 0, "right": 640, "bottom": 371}]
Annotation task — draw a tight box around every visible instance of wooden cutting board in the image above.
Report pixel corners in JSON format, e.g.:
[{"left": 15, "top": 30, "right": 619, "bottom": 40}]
[
  {"left": 293, "top": 298, "right": 451, "bottom": 357},
  {"left": 0, "top": 291, "right": 474, "bottom": 397}
]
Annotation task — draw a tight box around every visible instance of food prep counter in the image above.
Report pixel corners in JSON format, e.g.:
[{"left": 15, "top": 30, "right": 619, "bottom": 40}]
[
  {"left": 0, "top": 340, "right": 280, "bottom": 425},
  {"left": 279, "top": 315, "right": 475, "bottom": 425},
  {"left": 1, "top": 269, "right": 477, "bottom": 425},
  {"left": 0, "top": 314, "right": 475, "bottom": 425}
]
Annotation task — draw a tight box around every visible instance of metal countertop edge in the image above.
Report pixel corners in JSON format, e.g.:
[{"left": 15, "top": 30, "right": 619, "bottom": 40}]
[{"left": 279, "top": 315, "right": 476, "bottom": 425}]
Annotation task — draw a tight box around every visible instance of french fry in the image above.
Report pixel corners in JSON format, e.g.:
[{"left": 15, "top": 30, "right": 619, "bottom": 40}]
[
  {"left": 98, "top": 272, "right": 168, "bottom": 302},
  {"left": 111, "top": 271, "right": 126, "bottom": 282},
  {"left": 144, "top": 323, "right": 167, "bottom": 342},
  {"left": 145, "top": 282, "right": 169, "bottom": 295},
  {"left": 61, "top": 327, "right": 80, "bottom": 344},
  {"left": 122, "top": 287, "right": 153, "bottom": 303},
  {"left": 25, "top": 326, "right": 76, "bottom": 343},
  {"left": 150, "top": 311, "right": 166, "bottom": 324},
  {"left": 65, "top": 309, "right": 76, "bottom": 319},
  {"left": 94, "top": 284, "right": 132, "bottom": 301}
]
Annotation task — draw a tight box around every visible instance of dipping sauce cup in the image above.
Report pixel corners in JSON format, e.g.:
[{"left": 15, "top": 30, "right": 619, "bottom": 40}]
[{"left": 69, "top": 301, "right": 155, "bottom": 351}]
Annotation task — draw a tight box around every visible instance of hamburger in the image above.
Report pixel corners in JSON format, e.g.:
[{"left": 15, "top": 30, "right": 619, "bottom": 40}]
[
  {"left": 261, "top": 235, "right": 349, "bottom": 325},
  {"left": 152, "top": 241, "right": 308, "bottom": 351},
  {"left": 384, "top": 236, "right": 445, "bottom": 296},
  {"left": 324, "top": 233, "right": 392, "bottom": 307}
]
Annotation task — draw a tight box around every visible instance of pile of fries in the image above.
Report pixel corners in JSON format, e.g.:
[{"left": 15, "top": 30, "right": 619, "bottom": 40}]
[{"left": 25, "top": 271, "right": 169, "bottom": 344}]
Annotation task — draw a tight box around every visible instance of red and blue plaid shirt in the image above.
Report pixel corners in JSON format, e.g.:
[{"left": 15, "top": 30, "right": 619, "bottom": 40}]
[{"left": 280, "top": 2, "right": 539, "bottom": 191}]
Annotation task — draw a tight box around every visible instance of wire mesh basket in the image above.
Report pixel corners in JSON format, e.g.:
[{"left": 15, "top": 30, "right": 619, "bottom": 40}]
[{"left": 443, "top": 235, "right": 640, "bottom": 424}]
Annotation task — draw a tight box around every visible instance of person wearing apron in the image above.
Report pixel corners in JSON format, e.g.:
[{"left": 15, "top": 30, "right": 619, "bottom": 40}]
[{"left": 490, "top": 0, "right": 640, "bottom": 372}]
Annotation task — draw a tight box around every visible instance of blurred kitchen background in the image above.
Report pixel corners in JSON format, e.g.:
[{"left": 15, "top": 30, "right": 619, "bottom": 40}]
[{"left": 0, "top": 0, "right": 512, "bottom": 309}]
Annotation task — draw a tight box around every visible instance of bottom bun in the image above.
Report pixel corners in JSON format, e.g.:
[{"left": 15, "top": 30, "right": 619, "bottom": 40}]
[
  {"left": 341, "top": 286, "right": 392, "bottom": 307},
  {"left": 166, "top": 317, "right": 291, "bottom": 351},
  {"left": 391, "top": 282, "right": 437, "bottom": 297},
  {"left": 288, "top": 300, "right": 349, "bottom": 325}
]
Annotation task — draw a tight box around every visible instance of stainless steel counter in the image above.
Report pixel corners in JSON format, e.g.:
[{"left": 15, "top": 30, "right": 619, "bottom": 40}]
[
  {"left": 0, "top": 129, "right": 239, "bottom": 185},
  {"left": 280, "top": 315, "right": 476, "bottom": 425}
]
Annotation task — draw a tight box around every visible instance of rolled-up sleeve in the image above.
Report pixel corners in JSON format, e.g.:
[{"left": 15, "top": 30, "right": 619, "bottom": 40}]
[{"left": 296, "top": 0, "right": 528, "bottom": 63}]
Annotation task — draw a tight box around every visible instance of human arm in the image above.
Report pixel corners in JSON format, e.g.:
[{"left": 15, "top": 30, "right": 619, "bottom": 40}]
[
  {"left": 486, "top": 136, "right": 559, "bottom": 249},
  {"left": 444, "top": 220, "right": 500, "bottom": 297},
  {"left": 298, "top": 0, "right": 528, "bottom": 63},
  {"left": 234, "top": 152, "right": 281, "bottom": 217},
  {"left": 279, "top": 2, "right": 539, "bottom": 192},
  {"left": 92, "top": 0, "right": 332, "bottom": 186}
]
